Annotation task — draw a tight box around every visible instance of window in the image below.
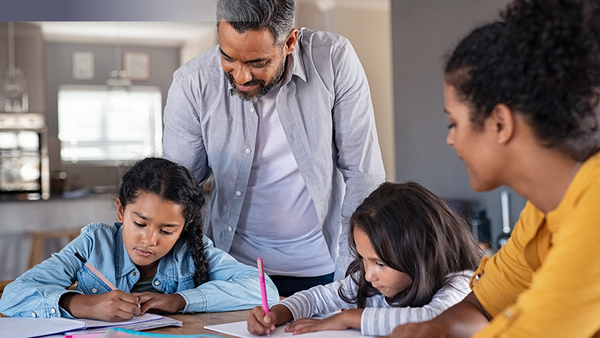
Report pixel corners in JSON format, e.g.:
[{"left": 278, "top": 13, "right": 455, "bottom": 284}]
[{"left": 58, "top": 85, "right": 162, "bottom": 163}]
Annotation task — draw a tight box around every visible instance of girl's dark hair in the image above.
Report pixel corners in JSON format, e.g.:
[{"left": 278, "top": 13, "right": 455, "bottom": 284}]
[
  {"left": 118, "top": 157, "right": 209, "bottom": 286},
  {"left": 445, "top": 0, "right": 600, "bottom": 161},
  {"left": 216, "top": 0, "right": 295, "bottom": 45},
  {"left": 341, "top": 182, "right": 482, "bottom": 308}
]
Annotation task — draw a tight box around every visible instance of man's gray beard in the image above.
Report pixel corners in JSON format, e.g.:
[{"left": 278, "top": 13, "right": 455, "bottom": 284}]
[{"left": 226, "top": 57, "right": 286, "bottom": 102}]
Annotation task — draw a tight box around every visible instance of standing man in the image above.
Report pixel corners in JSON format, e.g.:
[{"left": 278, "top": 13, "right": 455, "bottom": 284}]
[{"left": 163, "top": 0, "right": 385, "bottom": 296}]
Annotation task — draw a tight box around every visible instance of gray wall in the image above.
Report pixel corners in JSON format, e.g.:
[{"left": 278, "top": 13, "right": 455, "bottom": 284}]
[
  {"left": 45, "top": 42, "right": 180, "bottom": 189},
  {"left": 392, "top": 0, "right": 526, "bottom": 249}
]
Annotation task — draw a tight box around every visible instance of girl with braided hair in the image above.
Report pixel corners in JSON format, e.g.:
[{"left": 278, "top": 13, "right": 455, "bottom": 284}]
[{"left": 0, "top": 157, "right": 278, "bottom": 321}]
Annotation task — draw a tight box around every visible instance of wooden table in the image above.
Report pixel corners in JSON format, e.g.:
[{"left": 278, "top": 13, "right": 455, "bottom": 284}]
[{"left": 145, "top": 310, "right": 250, "bottom": 337}]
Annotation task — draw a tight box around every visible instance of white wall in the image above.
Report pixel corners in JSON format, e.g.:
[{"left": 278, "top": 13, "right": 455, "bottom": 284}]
[
  {"left": 334, "top": 2, "right": 395, "bottom": 181},
  {"left": 296, "top": 0, "right": 396, "bottom": 181}
]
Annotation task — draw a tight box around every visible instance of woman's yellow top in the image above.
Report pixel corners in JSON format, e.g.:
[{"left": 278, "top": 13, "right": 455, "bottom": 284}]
[{"left": 472, "top": 151, "right": 600, "bottom": 337}]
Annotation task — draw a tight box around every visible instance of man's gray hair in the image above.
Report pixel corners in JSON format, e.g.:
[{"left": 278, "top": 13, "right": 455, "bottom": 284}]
[{"left": 217, "top": 0, "right": 295, "bottom": 45}]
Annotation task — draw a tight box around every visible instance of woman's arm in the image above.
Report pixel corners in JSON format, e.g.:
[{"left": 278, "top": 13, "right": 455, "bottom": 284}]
[
  {"left": 390, "top": 292, "right": 491, "bottom": 338},
  {"left": 361, "top": 271, "right": 476, "bottom": 336}
]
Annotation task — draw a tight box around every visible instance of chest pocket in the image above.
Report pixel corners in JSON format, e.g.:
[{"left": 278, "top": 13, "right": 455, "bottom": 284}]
[
  {"left": 152, "top": 275, "right": 194, "bottom": 294},
  {"left": 76, "top": 268, "right": 115, "bottom": 294}
]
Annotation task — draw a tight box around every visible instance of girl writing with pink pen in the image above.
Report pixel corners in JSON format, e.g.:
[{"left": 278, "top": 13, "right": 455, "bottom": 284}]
[
  {"left": 247, "top": 181, "right": 482, "bottom": 336},
  {"left": 0, "top": 157, "right": 279, "bottom": 321}
]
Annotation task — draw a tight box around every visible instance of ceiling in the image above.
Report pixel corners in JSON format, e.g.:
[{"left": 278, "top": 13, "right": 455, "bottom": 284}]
[
  {"left": 30, "top": 1, "right": 389, "bottom": 47},
  {"left": 34, "top": 22, "right": 217, "bottom": 47}
]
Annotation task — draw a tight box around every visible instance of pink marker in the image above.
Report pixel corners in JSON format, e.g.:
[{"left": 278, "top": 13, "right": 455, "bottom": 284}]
[{"left": 257, "top": 257, "right": 269, "bottom": 315}]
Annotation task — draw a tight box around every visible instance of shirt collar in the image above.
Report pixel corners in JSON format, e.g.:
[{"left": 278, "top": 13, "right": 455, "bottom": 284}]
[
  {"left": 114, "top": 222, "right": 137, "bottom": 279},
  {"left": 285, "top": 46, "right": 308, "bottom": 84}
]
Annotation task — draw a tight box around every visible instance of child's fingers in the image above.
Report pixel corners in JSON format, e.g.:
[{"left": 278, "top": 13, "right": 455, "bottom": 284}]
[
  {"left": 285, "top": 319, "right": 320, "bottom": 334},
  {"left": 116, "top": 298, "right": 142, "bottom": 316},
  {"left": 114, "top": 290, "right": 139, "bottom": 305},
  {"left": 247, "top": 307, "right": 271, "bottom": 335},
  {"left": 264, "top": 311, "right": 278, "bottom": 325},
  {"left": 285, "top": 318, "right": 326, "bottom": 334}
]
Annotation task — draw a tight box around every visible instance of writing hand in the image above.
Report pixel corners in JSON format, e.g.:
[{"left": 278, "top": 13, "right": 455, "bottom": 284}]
[
  {"left": 60, "top": 290, "right": 141, "bottom": 321},
  {"left": 132, "top": 292, "right": 186, "bottom": 314},
  {"left": 247, "top": 304, "right": 293, "bottom": 336}
]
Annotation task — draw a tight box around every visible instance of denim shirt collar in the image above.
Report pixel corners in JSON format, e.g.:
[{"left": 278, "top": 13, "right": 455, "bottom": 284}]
[{"left": 113, "top": 222, "right": 137, "bottom": 280}]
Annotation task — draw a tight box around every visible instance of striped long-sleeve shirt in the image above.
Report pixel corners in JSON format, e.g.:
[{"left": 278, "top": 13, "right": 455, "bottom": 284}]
[{"left": 277, "top": 270, "right": 473, "bottom": 336}]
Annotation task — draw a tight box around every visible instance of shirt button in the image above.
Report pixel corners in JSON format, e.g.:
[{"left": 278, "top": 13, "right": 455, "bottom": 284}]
[
  {"left": 31, "top": 312, "right": 37, "bottom": 318},
  {"left": 504, "top": 309, "right": 513, "bottom": 318},
  {"left": 91, "top": 288, "right": 98, "bottom": 294},
  {"left": 245, "top": 148, "right": 251, "bottom": 154},
  {"left": 51, "top": 308, "right": 56, "bottom": 314},
  {"left": 250, "top": 108, "right": 255, "bottom": 113},
  {"left": 235, "top": 191, "right": 242, "bottom": 196},
  {"left": 154, "top": 280, "right": 161, "bottom": 286},
  {"left": 227, "top": 226, "right": 233, "bottom": 232},
  {"left": 133, "top": 271, "right": 137, "bottom": 277}
]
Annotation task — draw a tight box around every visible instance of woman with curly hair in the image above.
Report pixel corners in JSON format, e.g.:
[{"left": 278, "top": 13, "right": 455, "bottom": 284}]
[
  {"left": 391, "top": 0, "right": 600, "bottom": 337},
  {"left": 0, "top": 157, "right": 278, "bottom": 321}
]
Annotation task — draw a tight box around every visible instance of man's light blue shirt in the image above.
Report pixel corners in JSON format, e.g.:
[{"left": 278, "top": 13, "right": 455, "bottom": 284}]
[{"left": 163, "top": 28, "right": 386, "bottom": 279}]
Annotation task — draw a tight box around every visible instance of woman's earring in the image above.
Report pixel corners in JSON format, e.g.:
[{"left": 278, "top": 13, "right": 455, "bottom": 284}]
[{"left": 497, "top": 139, "right": 503, "bottom": 144}]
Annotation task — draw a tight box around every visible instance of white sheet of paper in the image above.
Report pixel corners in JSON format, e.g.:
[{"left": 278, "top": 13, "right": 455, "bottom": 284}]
[
  {"left": 205, "top": 320, "right": 373, "bottom": 338},
  {"left": 0, "top": 317, "right": 86, "bottom": 338}
]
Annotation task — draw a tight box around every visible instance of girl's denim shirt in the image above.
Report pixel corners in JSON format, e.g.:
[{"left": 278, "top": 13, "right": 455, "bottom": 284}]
[{"left": 0, "top": 222, "right": 279, "bottom": 318}]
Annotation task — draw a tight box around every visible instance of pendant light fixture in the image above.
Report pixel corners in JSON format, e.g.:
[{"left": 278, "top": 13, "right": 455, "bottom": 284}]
[
  {"left": 106, "top": 23, "right": 131, "bottom": 91},
  {"left": 2, "top": 22, "right": 28, "bottom": 113}
]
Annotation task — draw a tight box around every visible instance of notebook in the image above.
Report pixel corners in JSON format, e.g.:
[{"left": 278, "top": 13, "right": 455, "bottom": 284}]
[
  {"left": 99, "top": 327, "right": 227, "bottom": 338},
  {"left": 0, "top": 313, "right": 181, "bottom": 338},
  {"left": 0, "top": 317, "right": 86, "bottom": 338}
]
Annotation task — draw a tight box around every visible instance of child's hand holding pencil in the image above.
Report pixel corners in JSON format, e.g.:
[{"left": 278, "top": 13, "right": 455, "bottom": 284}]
[
  {"left": 59, "top": 290, "right": 142, "bottom": 322},
  {"left": 58, "top": 252, "right": 142, "bottom": 322},
  {"left": 247, "top": 258, "right": 293, "bottom": 336}
]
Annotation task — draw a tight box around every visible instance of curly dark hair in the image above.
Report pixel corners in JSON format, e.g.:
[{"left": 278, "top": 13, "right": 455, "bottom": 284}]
[
  {"left": 340, "top": 182, "right": 482, "bottom": 308},
  {"left": 118, "top": 157, "right": 209, "bottom": 286},
  {"left": 445, "top": 0, "right": 600, "bottom": 161}
]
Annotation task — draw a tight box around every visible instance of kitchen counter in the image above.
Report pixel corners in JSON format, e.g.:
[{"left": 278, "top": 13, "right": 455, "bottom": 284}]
[{"left": 0, "top": 193, "right": 116, "bottom": 280}]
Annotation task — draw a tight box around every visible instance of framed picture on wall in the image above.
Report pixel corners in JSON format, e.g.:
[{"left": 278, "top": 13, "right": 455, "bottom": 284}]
[{"left": 123, "top": 51, "right": 151, "bottom": 81}]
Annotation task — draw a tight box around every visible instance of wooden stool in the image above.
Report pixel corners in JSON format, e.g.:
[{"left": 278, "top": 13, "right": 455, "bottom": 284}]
[
  {"left": 26, "top": 228, "right": 81, "bottom": 269},
  {"left": 0, "top": 279, "right": 12, "bottom": 316}
]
